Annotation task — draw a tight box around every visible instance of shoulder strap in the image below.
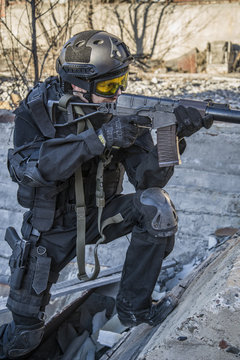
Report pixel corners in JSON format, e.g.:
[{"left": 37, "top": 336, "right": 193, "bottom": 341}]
[
  {"left": 27, "top": 82, "right": 56, "bottom": 138},
  {"left": 74, "top": 106, "right": 97, "bottom": 281}
]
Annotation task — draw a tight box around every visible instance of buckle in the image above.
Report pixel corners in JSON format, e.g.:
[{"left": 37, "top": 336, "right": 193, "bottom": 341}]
[{"left": 32, "top": 228, "right": 40, "bottom": 238}]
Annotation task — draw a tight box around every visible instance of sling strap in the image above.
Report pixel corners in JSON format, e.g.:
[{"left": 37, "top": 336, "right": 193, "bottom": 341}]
[{"left": 58, "top": 96, "right": 123, "bottom": 281}]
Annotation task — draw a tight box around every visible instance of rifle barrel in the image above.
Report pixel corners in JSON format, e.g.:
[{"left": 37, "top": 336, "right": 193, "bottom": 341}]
[{"left": 206, "top": 106, "right": 240, "bottom": 124}]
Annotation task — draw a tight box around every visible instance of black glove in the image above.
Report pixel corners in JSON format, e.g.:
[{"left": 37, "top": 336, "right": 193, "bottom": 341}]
[
  {"left": 174, "top": 105, "right": 213, "bottom": 138},
  {"left": 99, "top": 115, "right": 149, "bottom": 149}
]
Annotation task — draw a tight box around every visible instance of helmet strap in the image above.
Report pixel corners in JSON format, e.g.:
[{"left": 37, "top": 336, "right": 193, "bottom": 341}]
[
  {"left": 83, "top": 92, "right": 92, "bottom": 102},
  {"left": 81, "top": 81, "right": 95, "bottom": 102}
]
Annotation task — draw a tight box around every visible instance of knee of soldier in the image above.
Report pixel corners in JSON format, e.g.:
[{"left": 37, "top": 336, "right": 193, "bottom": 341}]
[
  {"left": 133, "top": 187, "right": 178, "bottom": 238},
  {"left": 164, "top": 234, "right": 175, "bottom": 257}
]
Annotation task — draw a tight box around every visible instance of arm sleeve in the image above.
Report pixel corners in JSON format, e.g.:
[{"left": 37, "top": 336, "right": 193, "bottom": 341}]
[
  {"left": 38, "top": 129, "right": 104, "bottom": 181},
  {"left": 12, "top": 115, "right": 104, "bottom": 185}
]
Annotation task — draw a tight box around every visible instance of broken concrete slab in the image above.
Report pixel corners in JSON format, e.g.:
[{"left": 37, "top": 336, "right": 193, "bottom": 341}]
[
  {"left": 0, "top": 110, "right": 14, "bottom": 123},
  {"left": 164, "top": 48, "right": 206, "bottom": 73},
  {"left": 136, "top": 232, "right": 240, "bottom": 360},
  {"left": 97, "top": 330, "right": 123, "bottom": 349},
  {"left": 93, "top": 314, "right": 128, "bottom": 351}
]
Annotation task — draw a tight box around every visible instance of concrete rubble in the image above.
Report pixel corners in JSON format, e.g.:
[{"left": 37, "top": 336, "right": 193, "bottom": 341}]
[{"left": 135, "top": 231, "right": 240, "bottom": 360}]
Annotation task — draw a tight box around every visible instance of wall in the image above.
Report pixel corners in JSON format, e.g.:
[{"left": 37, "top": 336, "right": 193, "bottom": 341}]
[
  {"left": 0, "top": 1, "right": 240, "bottom": 73},
  {"left": 166, "top": 121, "right": 240, "bottom": 262},
  {"left": 94, "top": 2, "right": 240, "bottom": 61}
]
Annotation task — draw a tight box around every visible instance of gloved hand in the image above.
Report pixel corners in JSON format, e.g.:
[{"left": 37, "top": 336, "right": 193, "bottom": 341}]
[
  {"left": 174, "top": 105, "right": 213, "bottom": 138},
  {"left": 98, "top": 115, "right": 149, "bottom": 149}
]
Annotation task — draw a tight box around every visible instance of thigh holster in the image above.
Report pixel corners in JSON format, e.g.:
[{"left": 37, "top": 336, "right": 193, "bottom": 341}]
[{"left": 5, "top": 227, "right": 58, "bottom": 320}]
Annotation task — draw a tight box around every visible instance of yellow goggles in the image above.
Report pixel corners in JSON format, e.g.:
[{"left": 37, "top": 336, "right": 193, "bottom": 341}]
[{"left": 94, "top": 72, "right": 128, "bottom": 97}]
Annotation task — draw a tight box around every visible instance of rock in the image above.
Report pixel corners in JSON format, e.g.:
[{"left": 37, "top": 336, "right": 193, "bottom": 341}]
[
  {"left": 0, "top": 109, "right": 14, "bottom": 123},
  {"left": 150, "top": 77, "right": 158, "bottom": 84},
  {"left": 0, "top": 101, "right": 11, "bottom": 110},
  {"left": 97, "top": 330, "right": 123, "bottom": 348},
  {"left": 10, "top": 93, "right": 21, "bottom": 106}
]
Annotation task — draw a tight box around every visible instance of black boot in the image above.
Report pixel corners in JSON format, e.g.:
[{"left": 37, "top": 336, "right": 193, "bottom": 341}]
[
  {"left": 116, "top": 226, "right": 176, "bottom": 328},
  {"left": 117, "top": 293, "right": 178, "bottom": 327},
  {"left": 0, "top": 320, "right": 44, "bottom": 359}
]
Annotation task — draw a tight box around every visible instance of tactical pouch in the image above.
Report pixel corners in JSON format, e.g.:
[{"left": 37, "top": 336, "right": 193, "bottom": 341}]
[
  {"left": 7, "top": 148, "right": 36, "bottom": 209},
  {"left": 31, "top": 187, "right": 56, "bottom": 232},
  {"left": 17, "top": 184, "right": 35, "bottom": 209},
  {"left": 7, "top": 149, "right": 57, "bottom": 229},
  {"left": 32, "top": 250, "right": 51, "bottom": 295}
]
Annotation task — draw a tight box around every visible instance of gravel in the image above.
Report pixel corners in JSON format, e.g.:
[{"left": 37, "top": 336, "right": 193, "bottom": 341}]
[
  {"left": 128, "top": 72, "right": 240, "bottom": 108},
  {"left": 1, "top": 72, "right": 240, "bottom": 109}
]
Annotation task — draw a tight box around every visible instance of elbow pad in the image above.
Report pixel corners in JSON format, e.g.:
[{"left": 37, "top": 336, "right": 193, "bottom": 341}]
[
  {"left": 22, "top": 164, "right": 55, "bottom": 187},
  {"left": 8, "top": 148, "right": 54, "bottom": 187}
]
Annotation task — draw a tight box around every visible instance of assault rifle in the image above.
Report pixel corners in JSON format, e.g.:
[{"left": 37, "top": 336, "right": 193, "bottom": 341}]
[{"left": 48, "top": 93, "right": 240, "bottom": 167}]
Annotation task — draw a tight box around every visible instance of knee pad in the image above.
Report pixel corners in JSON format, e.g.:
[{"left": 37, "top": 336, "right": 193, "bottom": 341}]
[{"left": 134, "top": 188, "right": 178, "bottom": 237}]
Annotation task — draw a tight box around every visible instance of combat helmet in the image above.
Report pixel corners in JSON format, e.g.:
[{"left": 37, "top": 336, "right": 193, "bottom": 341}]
[{"left": 56, "top": 30, "right": 133, "bottom": 99}]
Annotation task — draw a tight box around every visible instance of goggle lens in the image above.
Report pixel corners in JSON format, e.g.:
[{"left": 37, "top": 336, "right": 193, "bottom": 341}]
[{"left": 95, "top": 72, "right": 128, "bottom": 96}]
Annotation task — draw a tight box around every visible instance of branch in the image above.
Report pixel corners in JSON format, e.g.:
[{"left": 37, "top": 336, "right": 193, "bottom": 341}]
[
  {"left": 114, "top": 5, "right": 135, "bottom": 45},
  {"left": 133, "top": 3, "right": 141, "bottom": 42},
  {"left": 113, "top": 5, "right": 124, "bottom": 40},
  {"left": 87, "top": 0, "right": 94, "bottom": 30},
  {"left": 139, "top": 2, "right": 153, "bottom": 42},
  {"left": 0, "top": 18, "right": 31, "bottom": 52},
  {"left": 51, "top": 4, "right": 61, "bottom": 31},
  {"left": 128, "top": 3, "right": 134, "bottom": 30},
  {"left": 150, "top": 0, "right": 174, "bottom": 58},
  {"left": 39, "top": 2, "right": 80, "bottom": 78},
  {"left": 2, "top": 45, "right": 29, "bottom": 87},
  {"left": 36, "top": 0, "right": 60, "bottom": 19},
  {"left": 35, "top": 0, "right": 43, "bottom": 7}
]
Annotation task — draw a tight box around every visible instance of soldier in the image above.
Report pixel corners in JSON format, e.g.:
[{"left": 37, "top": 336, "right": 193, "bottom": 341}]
[{"left": 0, "top": 30, "right": 212, "bottom": 359}]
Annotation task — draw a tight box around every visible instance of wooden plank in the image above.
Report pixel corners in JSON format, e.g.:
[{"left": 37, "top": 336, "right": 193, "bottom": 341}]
[
  {"left": 53, "top": 264, "right": 123, "bottom": 292},
  {"left": 0, "top": 269, "right": 122, "bottom": 315},
  {"left": 51, "top": 273, "right": 121, "bottom": 298}
]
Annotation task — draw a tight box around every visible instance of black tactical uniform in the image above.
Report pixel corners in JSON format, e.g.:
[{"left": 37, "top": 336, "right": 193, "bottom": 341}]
[
  {"left": 8, "top": 74, "right": 177, "bottom": 317},
  {"left": 0, "top": 30, "right": 212, "bottom": 359}
]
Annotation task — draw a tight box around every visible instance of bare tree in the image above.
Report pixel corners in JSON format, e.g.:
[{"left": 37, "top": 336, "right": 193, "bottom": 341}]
[
  {"left": 0, "top": 0, "right": 84, "bottom": 91},
  {"left": 29, "top": 0, "right": 39, "bottom": 84},
  {"left": 87, "top": 0, "right": 95, "bottom": 30},
  {"left": 114, "top": 0, "right": 174, "bottom": 63}
]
